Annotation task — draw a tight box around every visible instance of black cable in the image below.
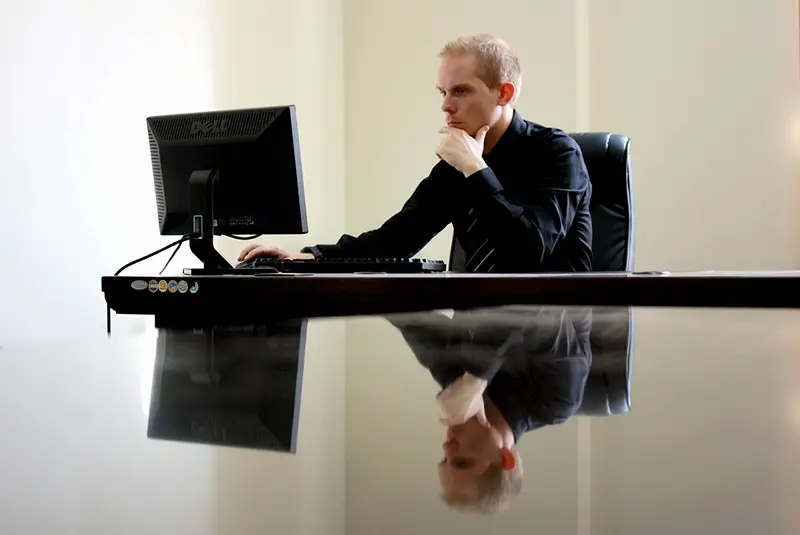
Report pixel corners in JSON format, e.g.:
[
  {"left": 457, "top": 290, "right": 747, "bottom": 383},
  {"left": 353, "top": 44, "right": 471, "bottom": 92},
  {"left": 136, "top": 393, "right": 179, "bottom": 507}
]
[
  {"left": 159, "top": 239, "right": 184, "bottom": 275},
  {"left": 224, "top": 234, "right": 261, "bottom": 240},
  {"left": 107, "top": 233, "right": 195, "bottom": 336},
  {"left": 114, "top": 234, "right": 194, "bottom": 276}
]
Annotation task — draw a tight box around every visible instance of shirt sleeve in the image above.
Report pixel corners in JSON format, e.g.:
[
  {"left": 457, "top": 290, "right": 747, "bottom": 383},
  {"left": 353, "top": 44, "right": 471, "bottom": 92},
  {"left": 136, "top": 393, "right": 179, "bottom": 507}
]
[
  {"left": 463, "top": 137, "right": 590, "bottom": 269},
  {"left": 487, "top": 307, "right": 592, "bottom": 439},
  {"left": 302, "top": 163, "right": 456, "bottom": 259}
]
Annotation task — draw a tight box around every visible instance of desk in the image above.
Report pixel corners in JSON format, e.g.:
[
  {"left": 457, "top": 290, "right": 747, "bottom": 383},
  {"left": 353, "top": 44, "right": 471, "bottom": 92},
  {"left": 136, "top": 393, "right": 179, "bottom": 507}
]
[
  {"left": 1, "top": 273, "right": 798, "bottom": 532},
  {"left": 2, "top": 302, "right": 799, "bottom": 532},
  {"left": 103, "top": 271, "right": 800, "bottom": 324}
]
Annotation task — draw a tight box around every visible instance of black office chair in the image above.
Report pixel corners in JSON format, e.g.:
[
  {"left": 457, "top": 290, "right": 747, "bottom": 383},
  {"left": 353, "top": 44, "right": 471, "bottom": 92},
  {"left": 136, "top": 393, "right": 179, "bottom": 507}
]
[
  {"left": 568, "top": 133, "right": 635, "bottom": 415},
  {"left": 573, "top": 306, "right": 634, "bottom": 416},
  {"left": 569, "top": 132, "right": 635, "bottom": 272}
]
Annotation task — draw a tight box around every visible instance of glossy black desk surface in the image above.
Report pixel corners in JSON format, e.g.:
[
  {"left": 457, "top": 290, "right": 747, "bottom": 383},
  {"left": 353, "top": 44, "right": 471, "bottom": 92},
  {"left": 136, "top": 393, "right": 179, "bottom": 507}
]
[
  {"left": 102, "top": 271, "right": 800, "bottom": 322},
  {"left": 1, "top": 305, "right": 798, "bottom": 534}
]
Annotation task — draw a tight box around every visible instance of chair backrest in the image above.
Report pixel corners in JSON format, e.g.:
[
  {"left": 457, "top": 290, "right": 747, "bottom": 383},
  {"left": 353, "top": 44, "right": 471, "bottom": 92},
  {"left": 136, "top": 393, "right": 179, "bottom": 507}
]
[
  {"left": 568, "top": 135, "right": 635, "bottom": 415},
  {"left": 568, "top": 132, "right": 635, "bottom": 272},
  {"left": 577, "top": 307, "right": 634, "bottom": 416}
]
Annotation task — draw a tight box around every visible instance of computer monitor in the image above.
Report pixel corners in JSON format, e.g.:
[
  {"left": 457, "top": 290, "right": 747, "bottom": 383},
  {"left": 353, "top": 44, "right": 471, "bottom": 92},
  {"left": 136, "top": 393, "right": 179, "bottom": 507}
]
[{"left": 146, "top": 105, "right": 308, "bottom": 273}]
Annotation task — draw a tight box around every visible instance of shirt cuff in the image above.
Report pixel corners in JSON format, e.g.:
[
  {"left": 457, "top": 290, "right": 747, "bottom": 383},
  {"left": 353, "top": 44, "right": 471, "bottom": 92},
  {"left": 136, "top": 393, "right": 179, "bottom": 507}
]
[
  {"left": 300, "top": 246, "right": 323, "bottom": 259},
  {"left": 467, "top": 167, "right": 504, "bottom": 197}
]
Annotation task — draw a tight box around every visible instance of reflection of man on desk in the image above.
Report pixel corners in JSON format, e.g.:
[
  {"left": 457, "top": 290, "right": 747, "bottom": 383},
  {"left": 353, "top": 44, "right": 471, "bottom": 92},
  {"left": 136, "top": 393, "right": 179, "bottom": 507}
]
[
  {"left": 238, "top": 34, "right": 592, "bottom": 273},
  {"left": 388, "top": 307, "right": 591, "bottom": 514}
]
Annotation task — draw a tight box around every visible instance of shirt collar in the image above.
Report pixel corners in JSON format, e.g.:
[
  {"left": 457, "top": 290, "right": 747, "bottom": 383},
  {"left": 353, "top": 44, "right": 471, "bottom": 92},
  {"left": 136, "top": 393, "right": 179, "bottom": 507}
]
[{"left": 485, "top": 109, "right": 526, "bottom": 162}]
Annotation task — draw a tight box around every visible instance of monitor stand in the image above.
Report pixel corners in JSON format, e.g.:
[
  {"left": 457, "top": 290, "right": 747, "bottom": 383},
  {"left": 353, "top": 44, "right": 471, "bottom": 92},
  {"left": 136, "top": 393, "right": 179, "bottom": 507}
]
[{"left": 184, "top": 169, "right": 233, "bottom": 276}]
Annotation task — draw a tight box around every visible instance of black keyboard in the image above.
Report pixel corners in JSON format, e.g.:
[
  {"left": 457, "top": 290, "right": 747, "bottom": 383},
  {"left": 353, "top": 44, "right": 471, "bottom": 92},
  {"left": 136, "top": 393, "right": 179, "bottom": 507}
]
[{"left": 233, "top": 257, "right": 446, "bottom": 274}]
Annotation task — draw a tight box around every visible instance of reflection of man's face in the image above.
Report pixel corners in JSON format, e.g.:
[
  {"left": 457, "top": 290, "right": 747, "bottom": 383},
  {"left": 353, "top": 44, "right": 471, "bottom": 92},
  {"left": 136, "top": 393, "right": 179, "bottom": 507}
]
[{"left": 439, "top": 417, "right": 501, "bottom": 496}]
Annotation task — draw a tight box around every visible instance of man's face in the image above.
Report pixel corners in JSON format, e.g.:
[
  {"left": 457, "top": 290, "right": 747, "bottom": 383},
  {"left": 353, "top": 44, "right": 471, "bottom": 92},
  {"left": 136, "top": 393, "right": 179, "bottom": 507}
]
[
  {"left": 438, "top": 418, "right": 501, "bottom": 496},
  {"left": 437, "top": 54, "right": 501, "bottom": 137}
]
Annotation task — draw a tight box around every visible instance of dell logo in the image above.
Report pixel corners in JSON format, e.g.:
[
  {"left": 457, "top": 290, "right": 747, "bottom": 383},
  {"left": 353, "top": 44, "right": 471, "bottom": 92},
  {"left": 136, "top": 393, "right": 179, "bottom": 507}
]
[{"left": 190, "top": 119, "right": 229, "bottom": 134}]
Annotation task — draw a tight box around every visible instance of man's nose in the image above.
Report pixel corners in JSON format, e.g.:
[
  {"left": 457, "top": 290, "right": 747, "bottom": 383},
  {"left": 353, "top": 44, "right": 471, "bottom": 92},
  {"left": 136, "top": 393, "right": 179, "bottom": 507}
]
[{"left": 441, "top": 97, "right": 456, "bottom": 114}]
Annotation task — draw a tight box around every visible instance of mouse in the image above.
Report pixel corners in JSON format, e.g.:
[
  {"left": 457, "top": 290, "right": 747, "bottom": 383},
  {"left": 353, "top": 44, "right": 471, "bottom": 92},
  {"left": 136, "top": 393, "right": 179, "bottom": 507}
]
[
  {"left": 236, "top": 257, "right": 283, "bottom": 269},
  {"left": 235, "top": 259, "right": 258, "bottom": 268}
]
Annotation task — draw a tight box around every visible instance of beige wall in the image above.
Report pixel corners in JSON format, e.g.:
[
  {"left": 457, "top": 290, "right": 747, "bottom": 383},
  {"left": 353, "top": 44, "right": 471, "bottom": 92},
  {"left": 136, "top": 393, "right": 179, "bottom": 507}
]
[
  {"left": 0, "top": 0, "right": 226, "bottom": 342},
  {"left": 0, "top": 0, "right": 346, "bottom": 534},
  {"left": 2, "top": 0, "right": 798, "bottom": 532},
  {"left": 212, "top": 0, "right": 346, "bottom": 262},
  {"left": 341, "top": 0, "right": 799, "bottom": 271},
  {"left": 589, "top": 308, "right": 794, "bottom": 535},
  {"left": 179, "top": 2, "right": 349, "bottom": 534},
  {"left": 0, "top": 0, "right": 347, "bottom": 343},
  {"left": 342, "top": 1, "right": 586, "bottom": 531},
  {"left": 342, "top": 0, "right": 583, "bottom": 263},
  {"left": 341, "top": 0, "right": 798, "bottom": 532},
  {"left": 589, "top": 0, "right": 800, "bottom": 271},
  {"left": 585, "top": 4, "right": 799, "bottom": 534}
]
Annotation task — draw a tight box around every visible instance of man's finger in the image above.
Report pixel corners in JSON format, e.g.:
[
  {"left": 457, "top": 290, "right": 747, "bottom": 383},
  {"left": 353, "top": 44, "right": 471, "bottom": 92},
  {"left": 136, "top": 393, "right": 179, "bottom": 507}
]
[
  {"left": 475, "top": 125, "right": 490, "bottom": 145},
  {"left": 245, "top": 246, "right": 271, "bottom": 261},
  {"left": 238, "top": 244, "right": 256, "bottom": 260}
]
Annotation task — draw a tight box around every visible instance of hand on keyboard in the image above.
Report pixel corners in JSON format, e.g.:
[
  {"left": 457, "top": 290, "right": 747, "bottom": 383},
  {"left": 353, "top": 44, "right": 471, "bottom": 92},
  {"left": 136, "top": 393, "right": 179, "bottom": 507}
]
[{"left": 237, "top": 244, "right": 314, "bottom": 262}]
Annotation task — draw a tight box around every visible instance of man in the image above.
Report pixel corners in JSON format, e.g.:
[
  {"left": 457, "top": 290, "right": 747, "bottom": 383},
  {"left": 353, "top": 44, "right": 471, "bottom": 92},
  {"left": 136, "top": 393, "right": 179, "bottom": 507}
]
[
  {"left": 386, "top": 306, "right": 592, "bottom": 513},
  {"left": 239, "top": 34, "right": 592, "bottom": 273}
]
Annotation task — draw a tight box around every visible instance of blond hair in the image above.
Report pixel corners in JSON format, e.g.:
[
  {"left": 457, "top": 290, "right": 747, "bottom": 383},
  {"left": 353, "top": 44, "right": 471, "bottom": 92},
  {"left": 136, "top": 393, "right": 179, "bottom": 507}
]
[
  {"left": 441, "top": 449, "right": 523, "bottom": 514},
  {"left": 439, "top": 34, "right": 522, "bottom": 104}
]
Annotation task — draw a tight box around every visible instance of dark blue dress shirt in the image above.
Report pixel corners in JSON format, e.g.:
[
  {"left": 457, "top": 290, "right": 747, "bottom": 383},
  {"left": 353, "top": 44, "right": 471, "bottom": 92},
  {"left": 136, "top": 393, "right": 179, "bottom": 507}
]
[{"left": 302, "top": 110, "right": 593, "bottom": 273}]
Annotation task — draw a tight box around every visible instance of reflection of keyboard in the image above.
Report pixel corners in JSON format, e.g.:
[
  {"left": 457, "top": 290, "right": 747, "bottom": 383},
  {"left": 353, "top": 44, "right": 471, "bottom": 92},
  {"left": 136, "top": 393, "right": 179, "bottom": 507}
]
[{"left": 235, "top": 257, "right": 446, "bottom": 274}]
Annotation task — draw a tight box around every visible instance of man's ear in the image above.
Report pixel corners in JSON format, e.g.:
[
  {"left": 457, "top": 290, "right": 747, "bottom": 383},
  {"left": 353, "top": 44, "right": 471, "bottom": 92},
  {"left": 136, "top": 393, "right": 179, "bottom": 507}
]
[
  {"left": 498, "top": 447, "right": 516, "bottom": 471},
  {"left": 497, "top": 82, "right": 515, "bottom": 106}
]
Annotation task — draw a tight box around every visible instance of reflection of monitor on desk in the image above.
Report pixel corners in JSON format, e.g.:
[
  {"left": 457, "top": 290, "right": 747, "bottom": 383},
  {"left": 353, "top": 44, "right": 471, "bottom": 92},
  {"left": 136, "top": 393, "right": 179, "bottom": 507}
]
[
  {"left": 147, "top": 105, "right": 308, "bottom": 274},
  {"left": 147, "top": 319, "right": 307, "bottom": 453}
]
